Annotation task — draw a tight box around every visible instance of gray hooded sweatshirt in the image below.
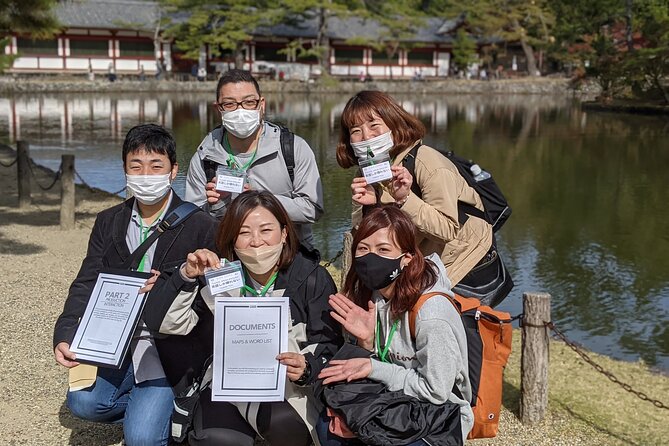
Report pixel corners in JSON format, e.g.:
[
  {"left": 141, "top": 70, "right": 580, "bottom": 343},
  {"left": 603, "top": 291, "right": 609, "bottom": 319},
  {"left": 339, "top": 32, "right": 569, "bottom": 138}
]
[
  {"left": 185, "top": 122, "right": 324, "bottom": 247},
  {"left": 367, "top": 253, "right": 474, "bottom": 442}
]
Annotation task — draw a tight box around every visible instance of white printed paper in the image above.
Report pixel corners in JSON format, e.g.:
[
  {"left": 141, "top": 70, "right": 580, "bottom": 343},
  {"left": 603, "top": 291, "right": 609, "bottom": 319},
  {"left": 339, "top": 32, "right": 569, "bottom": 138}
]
[
  {"left": 70, "top": 271, "right": 149, "bottom": 368},
  {"left": 212, "top": 296, "right": 289, "bottom": 402}
]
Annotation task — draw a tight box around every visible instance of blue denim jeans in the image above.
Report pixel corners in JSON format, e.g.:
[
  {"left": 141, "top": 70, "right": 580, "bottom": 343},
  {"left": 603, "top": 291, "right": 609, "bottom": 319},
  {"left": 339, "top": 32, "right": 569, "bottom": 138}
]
[
  {"left": 316, "top": 410, "right": 427, "bottom": 446},
  {"left": 66, "top": 362, "right": 174, "bottom": 446}
]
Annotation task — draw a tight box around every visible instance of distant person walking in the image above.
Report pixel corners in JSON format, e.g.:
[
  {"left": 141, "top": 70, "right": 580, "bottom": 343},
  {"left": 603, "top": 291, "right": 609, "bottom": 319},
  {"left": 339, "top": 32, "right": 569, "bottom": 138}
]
[{"left": 107, "top": 63, "right": 116, "bottom": 82}]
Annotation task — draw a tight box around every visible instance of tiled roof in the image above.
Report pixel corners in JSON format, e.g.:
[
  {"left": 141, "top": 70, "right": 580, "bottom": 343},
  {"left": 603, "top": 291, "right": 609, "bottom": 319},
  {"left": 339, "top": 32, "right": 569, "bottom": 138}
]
[
  {"left": 55, "top": 0, "right": 160, "bottom": 31},
  {"left": 54, "top": 2, "right": 469, "bottom": 44}
]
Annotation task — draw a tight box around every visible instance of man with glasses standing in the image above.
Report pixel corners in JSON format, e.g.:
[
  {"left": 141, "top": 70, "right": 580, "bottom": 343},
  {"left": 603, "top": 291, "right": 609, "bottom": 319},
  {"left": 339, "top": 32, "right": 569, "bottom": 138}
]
[{"left": 185, "top": 69, "right": 324, "bottom": 250}]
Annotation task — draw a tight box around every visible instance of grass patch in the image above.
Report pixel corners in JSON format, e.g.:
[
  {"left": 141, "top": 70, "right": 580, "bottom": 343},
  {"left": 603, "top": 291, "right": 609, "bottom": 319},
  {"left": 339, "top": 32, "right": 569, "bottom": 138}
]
[{"left": 489, "top": 329, "right": 669, "bottom": 445}]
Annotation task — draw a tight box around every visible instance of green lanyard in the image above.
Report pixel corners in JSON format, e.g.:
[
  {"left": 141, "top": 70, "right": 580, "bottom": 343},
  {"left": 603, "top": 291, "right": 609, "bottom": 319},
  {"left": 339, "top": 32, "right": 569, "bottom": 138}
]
[
  {"left": 242, "top": 271, "right": 278, "bottom": 297},
  {"left": 136, "top": 208, "right": 167, "bottom": 273},
  {"left": 224, "top": 132, "right": 257, "bottom": 171},
  {"left": 366, "top": 147, "right": 375, "bottom": 164},
  {"left": 375, "top": 318, "right": 399, "bottom": 363}
]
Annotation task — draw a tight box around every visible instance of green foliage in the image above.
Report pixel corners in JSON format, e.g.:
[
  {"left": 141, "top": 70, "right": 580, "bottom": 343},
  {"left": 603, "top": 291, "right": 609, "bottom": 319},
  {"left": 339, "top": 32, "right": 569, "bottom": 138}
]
[
  {"left": 451, "top": 28, "right": 477, "bottom": 71},
  {"left": 0, "top": 0, "right": 59, "bottom": 35},
  {"left": 348, "top": 0, "right": 425, "bottom": 63},
  {"left": 277, "top": 0, "right": 366, "bottom": 69},
  {"left": 160, "top": 0, "right": 278, "bottom": 63},
  {"left": 0, "top": 0, "right": 59, "bottom": 73}
]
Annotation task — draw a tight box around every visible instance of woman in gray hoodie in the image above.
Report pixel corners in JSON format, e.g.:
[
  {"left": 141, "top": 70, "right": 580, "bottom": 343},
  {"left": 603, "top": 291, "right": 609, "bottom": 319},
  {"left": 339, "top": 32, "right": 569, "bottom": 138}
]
[{"left": 318, "top": 205, "right": 473, "bottom": 445}]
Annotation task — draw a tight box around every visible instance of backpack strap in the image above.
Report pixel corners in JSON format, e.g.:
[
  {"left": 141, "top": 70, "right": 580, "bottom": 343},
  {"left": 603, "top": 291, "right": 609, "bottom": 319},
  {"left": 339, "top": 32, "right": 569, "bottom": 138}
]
[
  {"left": 121, "top": 202, "right": 201, "bottom": 271},
  {"left": 401, "top": 143, "right": 423, "bottom": 199},
  {"left": 409, "top": 291, "right": 449, "bottom": 339},
  {"left": 402, "top": 145, "right": 485, "bottom": 227},
  {"left": 202, "top": 159, "right": 220, "bottom": 183},
  {"left": 279, "top": 125, "right": 295, "bottom": 184}
]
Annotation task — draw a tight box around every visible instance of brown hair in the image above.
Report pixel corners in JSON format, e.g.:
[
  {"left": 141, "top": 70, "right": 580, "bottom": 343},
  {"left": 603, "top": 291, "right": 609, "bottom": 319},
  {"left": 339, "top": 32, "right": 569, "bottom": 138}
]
[
  {"left": 342, "top": 205, "right": 437, "bottom": 319},
  {"left": 216, "top": 190, "right": 299, "bottom": 270},
  {"left": 336, "top": 91, "right": 426, "bottom": 169}
]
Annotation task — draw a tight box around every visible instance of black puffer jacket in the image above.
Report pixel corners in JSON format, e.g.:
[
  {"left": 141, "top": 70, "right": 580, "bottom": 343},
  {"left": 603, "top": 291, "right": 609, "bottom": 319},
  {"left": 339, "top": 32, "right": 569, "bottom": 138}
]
[{"left": 315, "top": 344, "right": 463, "bottom": 446}]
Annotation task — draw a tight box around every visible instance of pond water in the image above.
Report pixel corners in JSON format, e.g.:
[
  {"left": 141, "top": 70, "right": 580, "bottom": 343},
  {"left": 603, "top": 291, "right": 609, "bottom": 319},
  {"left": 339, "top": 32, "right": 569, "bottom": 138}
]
[{"left": 1, "top": 91, "right": 668, "bottom": 372}]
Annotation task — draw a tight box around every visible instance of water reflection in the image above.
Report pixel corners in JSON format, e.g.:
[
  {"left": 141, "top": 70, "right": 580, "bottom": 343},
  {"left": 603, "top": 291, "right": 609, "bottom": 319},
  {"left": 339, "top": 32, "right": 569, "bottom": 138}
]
[{"left": 1, "top": 92, "right": 668, "bottom": 371}]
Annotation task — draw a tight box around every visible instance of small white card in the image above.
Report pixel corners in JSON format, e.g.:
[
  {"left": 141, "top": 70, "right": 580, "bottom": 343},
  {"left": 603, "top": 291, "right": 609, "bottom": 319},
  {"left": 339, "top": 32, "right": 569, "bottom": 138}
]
[
  {"left": 216, "top": 166, "right": 246, "bottom": 194},
  {"left": 205, "top": 260, "right": 245, "bottom": 295},
  {"left": 360, "top": 155, "right": 393, "bottom": 184}
]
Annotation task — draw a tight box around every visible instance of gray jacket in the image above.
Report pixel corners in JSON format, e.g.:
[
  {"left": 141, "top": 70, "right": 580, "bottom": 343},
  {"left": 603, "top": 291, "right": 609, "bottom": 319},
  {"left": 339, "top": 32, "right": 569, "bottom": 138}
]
[
  {"left": 185, "top": 122, "right": 324, "bottom": 247},
  {"left": 367, "top": 253, "right": 474, "bottom": 442}
]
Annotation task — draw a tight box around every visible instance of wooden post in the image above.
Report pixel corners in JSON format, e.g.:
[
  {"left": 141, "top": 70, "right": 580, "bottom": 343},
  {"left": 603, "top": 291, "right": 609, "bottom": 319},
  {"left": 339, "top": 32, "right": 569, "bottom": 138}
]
[
  {"left": 60, "top": 154, "right": 75, "bottom": 230},
  {"left": 17, "top": 140, "right": 31, "bottom": 208},
  {"left": 520, "top": 292, "right": 551, "bottom": 424},
  {"left": 340, "top": 231, "right": 353, "bottom": 290}
]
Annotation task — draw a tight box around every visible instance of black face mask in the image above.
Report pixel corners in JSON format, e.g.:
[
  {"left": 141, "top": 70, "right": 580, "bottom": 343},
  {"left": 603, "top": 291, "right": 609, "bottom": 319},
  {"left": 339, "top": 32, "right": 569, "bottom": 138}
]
[{"left": 354, "top": 252, "right": 404, "bottom": 290}]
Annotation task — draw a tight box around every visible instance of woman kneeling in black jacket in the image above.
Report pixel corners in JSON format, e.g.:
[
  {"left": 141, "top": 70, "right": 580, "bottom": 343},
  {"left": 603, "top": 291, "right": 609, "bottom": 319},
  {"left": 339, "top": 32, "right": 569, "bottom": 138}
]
[{"left": 144, "top": 190, "right": 343, "bottom": 446}]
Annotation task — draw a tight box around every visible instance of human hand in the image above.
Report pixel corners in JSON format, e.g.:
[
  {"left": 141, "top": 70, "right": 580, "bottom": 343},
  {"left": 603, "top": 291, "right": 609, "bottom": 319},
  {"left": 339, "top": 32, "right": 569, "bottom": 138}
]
[
  {"left": 206, "top": 176, "right": 231, "bottom": 205},
  {"left": 351, "top": 177, "right": 377, "bottom": 206},
  {"left": 54, "top": 342, "right": 79, "bottom": 368},
  {"left": 276, "top": 352, "right": 307, "bottom": 382},
  {"left": 318, "top": 358, "right": 371, "bottom": 385},
  {"left": 329, "top": 293, "right": 375, "bottom": 351},
  {"left": 183, "top": 249, "right": 220, "bottom": 279},
  {"left": 139, "top": 269, "right": 160, "bottom": 294},
  {"left": 389, "top": 166, "right": 413, "bottom": 204}
]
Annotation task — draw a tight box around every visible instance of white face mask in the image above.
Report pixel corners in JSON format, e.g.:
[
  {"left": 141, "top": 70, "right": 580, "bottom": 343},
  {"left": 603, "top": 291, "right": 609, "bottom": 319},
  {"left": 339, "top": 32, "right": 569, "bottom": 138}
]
[
  {"left": 126, "top": 173, "right": 172, "bottom": 205},
  {"left": 350, "top": 131, "right": 394, "bottom": 160},
  {"left": 222, "top": 108, "right": 261, "bottom": 139},
  {"left": 234, "top": 243, "right": 284, "bottom": 275}
]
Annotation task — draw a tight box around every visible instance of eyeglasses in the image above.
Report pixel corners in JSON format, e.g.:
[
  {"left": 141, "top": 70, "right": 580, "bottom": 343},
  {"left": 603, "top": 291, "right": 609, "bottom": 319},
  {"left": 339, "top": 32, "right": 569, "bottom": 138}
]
[{"left": 215, "top": 98, "right": 261, "bottom": 112}]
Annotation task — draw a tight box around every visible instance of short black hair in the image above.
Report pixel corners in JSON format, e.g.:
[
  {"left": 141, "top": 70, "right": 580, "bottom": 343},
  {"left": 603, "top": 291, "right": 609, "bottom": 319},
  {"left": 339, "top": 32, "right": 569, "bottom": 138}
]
[
  {"left": 216, "top": 69, "right": 261, "bottom": 101},
  {"left": 122, "top": 124, "right": 177, "bottom": 166}
]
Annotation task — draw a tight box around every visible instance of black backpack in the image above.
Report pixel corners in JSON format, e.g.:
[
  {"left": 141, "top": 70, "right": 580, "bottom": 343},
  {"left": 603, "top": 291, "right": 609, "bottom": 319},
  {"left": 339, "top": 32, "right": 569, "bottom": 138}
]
[
  {"left": 402, "top": 144, "right": 511, "bottom": 232},
  {"left": 202, "top": 124, "right": 295, "bottom": 184}
]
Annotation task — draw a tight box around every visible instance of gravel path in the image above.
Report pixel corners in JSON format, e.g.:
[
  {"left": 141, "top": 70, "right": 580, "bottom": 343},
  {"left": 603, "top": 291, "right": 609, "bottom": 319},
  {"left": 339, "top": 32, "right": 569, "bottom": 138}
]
[{"left": 0, "top": 149, "right": 642, "bottom": 445}]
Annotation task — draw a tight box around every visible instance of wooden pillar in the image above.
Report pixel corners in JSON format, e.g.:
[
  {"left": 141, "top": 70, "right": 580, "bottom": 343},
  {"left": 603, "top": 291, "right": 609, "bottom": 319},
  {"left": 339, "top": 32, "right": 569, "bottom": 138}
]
[
  {"left": 17, "top": 140, "right": 31, "bottom": 208},
  {"left": 340, "top": 231, "right": 353, "bottom": 290},
  {"left": 60, "top": 154, "right": 75, "bottom": 230},
  {"left": 520, "top": 292, "right": 551, "bottom": 424}
]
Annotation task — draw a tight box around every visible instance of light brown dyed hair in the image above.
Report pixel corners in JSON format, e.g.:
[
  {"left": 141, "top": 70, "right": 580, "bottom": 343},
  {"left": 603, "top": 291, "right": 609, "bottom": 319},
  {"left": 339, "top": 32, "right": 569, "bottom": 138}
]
[
  {"left": 336, "top": 91, "right": 426, "bottom": 169},
  {"left": 216, "top": 191, "right": 299, "bottom": 270},
  {"left": 342, "top": 205, "right": 437, "bottom": 319}
]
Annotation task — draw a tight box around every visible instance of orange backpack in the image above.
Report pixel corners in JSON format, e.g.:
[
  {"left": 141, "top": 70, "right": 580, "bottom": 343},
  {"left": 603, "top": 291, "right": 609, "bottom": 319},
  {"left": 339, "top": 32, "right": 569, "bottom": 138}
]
[{"left": 409, "top": 292, "right": 513, "bottom": 439}]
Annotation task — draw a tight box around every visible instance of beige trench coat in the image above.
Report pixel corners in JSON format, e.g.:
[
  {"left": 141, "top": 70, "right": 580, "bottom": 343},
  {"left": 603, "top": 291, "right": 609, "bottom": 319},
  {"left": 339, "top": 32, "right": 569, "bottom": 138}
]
[{"left": 378, "top": 144, "right": 494, "bottom": 285}]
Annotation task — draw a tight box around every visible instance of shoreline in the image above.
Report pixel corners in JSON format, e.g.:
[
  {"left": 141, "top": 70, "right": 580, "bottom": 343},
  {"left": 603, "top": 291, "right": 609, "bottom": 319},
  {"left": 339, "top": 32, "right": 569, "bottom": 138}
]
[
  {"left": 0, "top": 76, "right": 598, "bottom": 96},
  {"left": 0, "top": 145, "right": 667, "bottom": 444},
  {"left": 582, "top": 99, "right": 669, "bottom": 115}
]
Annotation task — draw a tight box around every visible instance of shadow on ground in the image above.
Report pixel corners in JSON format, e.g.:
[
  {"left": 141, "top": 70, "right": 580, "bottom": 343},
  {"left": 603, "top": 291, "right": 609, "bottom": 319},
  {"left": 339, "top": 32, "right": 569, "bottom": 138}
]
[
  {"left": 502, "top": 377, "right": 520, "bottom": 417},
  {"left": 0, "top": 208, "right": 98, "bottom": 229},
  {"left": 58, "top": 401, "right": 123, "bottom": 446},
  {"left": 0, "top": 229, "right": 46, "bottom": 255},
  {"left": 557, "top": 402, "right": 639, "bottom": 446}
]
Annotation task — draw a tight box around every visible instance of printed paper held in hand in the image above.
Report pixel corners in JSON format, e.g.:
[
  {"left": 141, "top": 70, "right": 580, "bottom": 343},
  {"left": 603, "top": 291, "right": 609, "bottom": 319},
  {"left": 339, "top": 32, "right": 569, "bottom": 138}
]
[
  {"left": 212, "top": 296, "right": 289, "bottom": 402},
  {"left": 70, "top": 270, "right": 151, "bottom": 368}
]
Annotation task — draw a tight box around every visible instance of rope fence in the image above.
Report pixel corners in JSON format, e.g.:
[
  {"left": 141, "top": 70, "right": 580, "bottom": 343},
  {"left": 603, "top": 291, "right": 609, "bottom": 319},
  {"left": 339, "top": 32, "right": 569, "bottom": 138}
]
[
  {"left": 0, "top": 156, "right": 17, "bottom": 168},
  {"left": 28, "top": 159, "right": 62, "bottom": 191},
  {"left": 74, "top": 168, "right": 126, "bottom": 196}
]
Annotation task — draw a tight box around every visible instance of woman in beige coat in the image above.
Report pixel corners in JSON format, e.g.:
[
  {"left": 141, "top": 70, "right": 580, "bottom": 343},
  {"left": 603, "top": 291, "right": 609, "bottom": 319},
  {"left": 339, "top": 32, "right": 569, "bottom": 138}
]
[{"left": 336, "top": 90, "right": 493, "bottom": 286}]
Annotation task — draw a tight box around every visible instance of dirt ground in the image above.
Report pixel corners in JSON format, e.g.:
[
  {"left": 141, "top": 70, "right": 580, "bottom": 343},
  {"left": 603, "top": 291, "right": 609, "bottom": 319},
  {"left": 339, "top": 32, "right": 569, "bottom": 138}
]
[{"left": 0, "top": 146, "right": 666, "bottom": 445}]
